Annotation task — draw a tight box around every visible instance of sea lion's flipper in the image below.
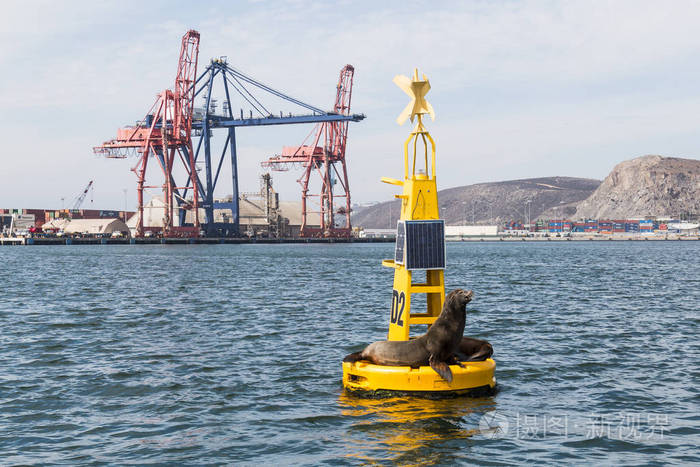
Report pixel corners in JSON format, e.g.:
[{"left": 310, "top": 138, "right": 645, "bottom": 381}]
[
  {"left": 448, "top": 354, "right": 464, "bottom": 367},
  {"left": 458, "top": 338, "right": 494, "bottom": 361},
  {"left": 429, "top": 355, "right": 453, "bottom": 382},
  {"left": 464, "top": 344, "right": 493, "bottom": 362},
  {"left": 343, "top": 351, "right": 364, "bottom": 363}
]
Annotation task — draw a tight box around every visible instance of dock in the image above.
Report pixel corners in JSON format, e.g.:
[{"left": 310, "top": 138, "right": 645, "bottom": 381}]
[
  {"left": 0, "top": 237, "right": 396, "bottom": 246},
  {"left": 2, "top": 235, "right": 698, "bottom": 246}
]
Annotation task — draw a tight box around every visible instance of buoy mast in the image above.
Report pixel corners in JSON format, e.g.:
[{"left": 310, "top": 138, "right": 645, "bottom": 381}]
[{"left": 381, "top": 68, "right": 445, "bottom": 341}]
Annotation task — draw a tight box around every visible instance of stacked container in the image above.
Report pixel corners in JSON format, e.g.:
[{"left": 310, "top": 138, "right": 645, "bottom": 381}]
[
  {"left": 584, "top": 219, "right": 598, "bottom": 232},
  {"left": 598, "top": 220, "right": 612, "bottom": 234},
  {"left": 548, "top": 220, "right": 562, "bottom": 233},
  {"left": 625, "top": 220, "right": 640, "bottom": 232}
]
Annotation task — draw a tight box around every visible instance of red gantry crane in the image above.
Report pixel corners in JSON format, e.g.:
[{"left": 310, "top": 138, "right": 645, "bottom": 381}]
[
  {"left": 93, "top": 30, "right": 201, "bottom": 237},
  {"left": 263, "top": 65, "right": 356, "bottom": 237}
]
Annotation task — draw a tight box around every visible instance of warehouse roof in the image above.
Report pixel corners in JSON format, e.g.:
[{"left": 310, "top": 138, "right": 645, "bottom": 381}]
[{"left": 62, "top": 218, "right": 129, "bottom": 234}]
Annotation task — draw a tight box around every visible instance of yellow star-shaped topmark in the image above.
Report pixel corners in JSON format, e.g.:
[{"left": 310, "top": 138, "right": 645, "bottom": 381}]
[{"left": 393, "top": 68, "right": 435, "bottom": 125}]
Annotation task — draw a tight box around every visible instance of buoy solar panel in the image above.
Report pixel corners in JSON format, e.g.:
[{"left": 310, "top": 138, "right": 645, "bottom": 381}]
[{"left": 395, "top": 220, "right": 445, "bottom": 270}]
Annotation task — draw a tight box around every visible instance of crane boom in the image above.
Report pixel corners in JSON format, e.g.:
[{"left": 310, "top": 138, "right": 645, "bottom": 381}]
[
  {"left": 72, "top": 180, "right": 93, "bottom": 210},
  {"left": 174, "top": 30, "right": 200, "bottom": 141}
]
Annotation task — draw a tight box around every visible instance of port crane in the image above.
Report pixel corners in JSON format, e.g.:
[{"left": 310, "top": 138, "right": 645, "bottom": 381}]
[
  {"left": 94, "top": 30, "right": 364, "bottom": 237},
  {"left": 94, "top": 30, "right": 201, "bottom": 237},
  {"left": 72, "top": 180, "right": 94, "bottom": 210},
  {"left": 262, "top": 65, "right": 356, "bottom": 237},
  {"left": 185, "top": 59, "right": 364, "bottom": 237}
]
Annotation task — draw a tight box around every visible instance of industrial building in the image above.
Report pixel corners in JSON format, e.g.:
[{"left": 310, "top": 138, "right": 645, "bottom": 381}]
[
  {"left": 122, "top": 173, "right": 320, "bottom": 238},
  {"left": 445, "top": 225, "right": 499, "bottom": 239},
  {"left": 0, "top": 208, "right": 132, "bottom": 227},
  {"left": 49, "top": 218, "right": 130, "bottom": 237},
  {"left": 126, "top": 199, "right": 320, "bottom": 238}
]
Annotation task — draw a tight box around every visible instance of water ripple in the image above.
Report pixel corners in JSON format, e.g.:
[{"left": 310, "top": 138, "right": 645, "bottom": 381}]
[{"left": 1, "top": 242, "right": 698, "bottom": 464}]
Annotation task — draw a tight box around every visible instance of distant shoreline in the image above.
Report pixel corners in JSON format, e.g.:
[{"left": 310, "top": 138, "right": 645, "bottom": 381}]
[
  {"left": 451, "top": 234, "right": 699, "bottom": 242},
  {"left": 1, "top": 235, "right": 698, "bottom": 246}
]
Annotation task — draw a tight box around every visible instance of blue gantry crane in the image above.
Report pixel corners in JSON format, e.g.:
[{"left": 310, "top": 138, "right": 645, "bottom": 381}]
[{"left": 186, "top": 57, "right": 365, "bottom": 236}]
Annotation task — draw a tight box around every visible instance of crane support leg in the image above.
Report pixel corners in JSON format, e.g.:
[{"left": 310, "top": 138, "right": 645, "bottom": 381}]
[
  {"left": 229, "top": 127, "right": 240, "bottom": 236},
  {"left": 135, "top": 151, "right": 148, "bottom": 237},
  {"left": 203, "top": 124, "right": 214, "bottom": 233}
]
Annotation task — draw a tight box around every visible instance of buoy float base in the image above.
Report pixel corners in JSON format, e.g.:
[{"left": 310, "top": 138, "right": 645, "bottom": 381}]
[{"left": 343, "top": 358, "right": 496, "bottom": 397}]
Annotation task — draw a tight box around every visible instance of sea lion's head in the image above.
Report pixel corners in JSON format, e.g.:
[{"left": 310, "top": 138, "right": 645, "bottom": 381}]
[{"left": 445, "top": 288, "right": 473, "bottom": 312}]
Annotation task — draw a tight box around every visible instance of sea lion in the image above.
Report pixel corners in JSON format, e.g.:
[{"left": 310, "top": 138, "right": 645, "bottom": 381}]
[
  {"left": 343, "top": 288, "right": 473, "bottom": 382},
  {"left": 456, "top": 337, "right": 493, "bottom": 362}
]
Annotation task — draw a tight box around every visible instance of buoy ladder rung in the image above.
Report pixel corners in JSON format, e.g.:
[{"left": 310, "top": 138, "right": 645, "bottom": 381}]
[{"left": 404, "top": 273, "right": 444, "bottom": 327}]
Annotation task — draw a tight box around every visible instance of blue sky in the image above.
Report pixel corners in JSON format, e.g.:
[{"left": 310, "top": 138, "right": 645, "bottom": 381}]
[{"left": 2, "top": 0, "right": 700, "bottom": 210}]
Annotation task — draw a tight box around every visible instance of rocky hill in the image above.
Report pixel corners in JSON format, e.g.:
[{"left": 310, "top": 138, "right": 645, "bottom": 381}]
[
  {"left": 573, "top": 155, "right": 700, "bottom": 220},
  {"left": 352, "top": 176, "right": 600, "bottom": 228}
]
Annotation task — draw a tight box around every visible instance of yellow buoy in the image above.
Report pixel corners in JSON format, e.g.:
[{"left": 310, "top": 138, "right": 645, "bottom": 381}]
[{"left": 342, "top": 69, "right": 496, "bottom": 395}]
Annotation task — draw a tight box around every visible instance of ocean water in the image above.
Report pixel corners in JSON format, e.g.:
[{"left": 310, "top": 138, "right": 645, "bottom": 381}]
[{"left": 1, "top": 242, "right": 698, "bottom": 465}]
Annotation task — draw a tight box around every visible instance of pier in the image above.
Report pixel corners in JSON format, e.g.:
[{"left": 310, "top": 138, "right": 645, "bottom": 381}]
[
  {"left": 2, "top": 234, "right": 698, "bottom": 246},
  {"left": 0, "top": 237, "right": 396, "bottom": 246}
]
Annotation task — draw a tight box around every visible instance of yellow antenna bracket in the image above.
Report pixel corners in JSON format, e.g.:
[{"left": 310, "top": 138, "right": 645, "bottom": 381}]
[{"left": 380, "top": 177, "right": 404, "bottom": 186}]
